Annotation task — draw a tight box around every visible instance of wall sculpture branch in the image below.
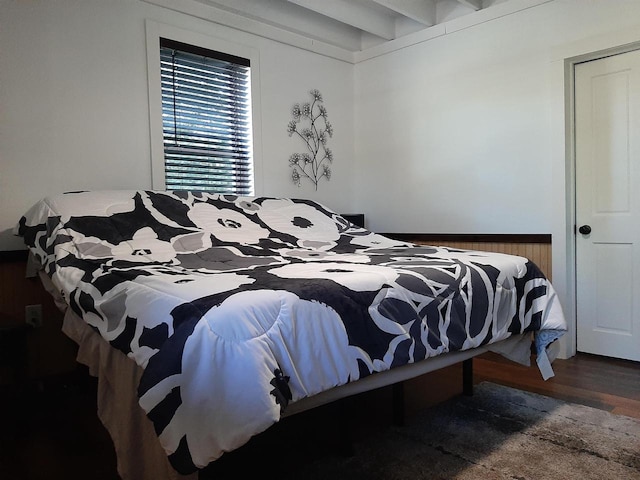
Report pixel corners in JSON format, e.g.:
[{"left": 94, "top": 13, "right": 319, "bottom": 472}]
[{"left": 287, "top": 89, "right": 333, "bottom": 190}]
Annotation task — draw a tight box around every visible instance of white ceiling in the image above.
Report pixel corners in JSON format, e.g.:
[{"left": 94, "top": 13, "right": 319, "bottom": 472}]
[
  {"left": 200, "top": 0, "right": 526, "bottom": 52},
  {"left": 147, "top": 0, "right": 551, "bottom": 62}
]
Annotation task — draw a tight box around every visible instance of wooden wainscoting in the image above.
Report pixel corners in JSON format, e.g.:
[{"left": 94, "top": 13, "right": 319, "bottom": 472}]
[
  {"left": 384, "top": 234, "right": 552, "bottom": 280},
  {"left": 0, "top": 251, "right": 77, "bottom": 383}
]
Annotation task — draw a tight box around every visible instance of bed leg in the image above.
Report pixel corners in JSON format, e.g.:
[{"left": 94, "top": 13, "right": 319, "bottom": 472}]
[
  {"left": 392, "top": 382, "right": 405, "bottom": 426},
  {"left": 463, "top": 358, "right": 473, "bottom": 396}
]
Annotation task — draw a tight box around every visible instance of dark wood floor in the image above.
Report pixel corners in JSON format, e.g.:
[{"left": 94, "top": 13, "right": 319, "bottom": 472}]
[
  {"left": 0, "top": 352, "right": 638, "bottom": 479},
  {"left": 475, "top": 351, "right": 640, "bottom": 419}
]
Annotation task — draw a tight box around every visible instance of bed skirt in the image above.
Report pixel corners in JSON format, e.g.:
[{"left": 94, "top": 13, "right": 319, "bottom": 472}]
[{"left": 61, "top": 306, "right": 198, "bottom": 480}]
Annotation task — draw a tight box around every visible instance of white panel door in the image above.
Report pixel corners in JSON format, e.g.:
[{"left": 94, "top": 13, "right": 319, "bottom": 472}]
[{"left": 575, "top": 49, "right": 640, "bottom": 361}]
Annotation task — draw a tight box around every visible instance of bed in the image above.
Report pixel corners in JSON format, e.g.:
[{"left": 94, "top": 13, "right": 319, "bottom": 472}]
[{"left": 15, "top": 190, "right": 567, "bottom": 479}]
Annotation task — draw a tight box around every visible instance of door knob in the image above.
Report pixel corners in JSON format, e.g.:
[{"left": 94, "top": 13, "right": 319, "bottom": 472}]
[{"left": 578, "top": 225, "right": 592, "bottom": 235}]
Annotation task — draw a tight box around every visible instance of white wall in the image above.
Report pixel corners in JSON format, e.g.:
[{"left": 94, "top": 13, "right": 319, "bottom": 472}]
[
  {"left": 354, "top": 0, "right": 640, "bottom": 235},
  {"left": 4, "top": 0, "right": 640, "bottom": 358},
  {"left": 0, "top": 0, "right": 355, "bottom": 249},
  {"left": 353, "top": 0, "right": 640, "bottom": 358}
]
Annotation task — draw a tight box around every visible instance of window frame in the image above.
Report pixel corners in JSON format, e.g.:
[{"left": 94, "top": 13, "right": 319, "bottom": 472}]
[{"left": 146, "top": 20, "right": 262, "bottom": 195}]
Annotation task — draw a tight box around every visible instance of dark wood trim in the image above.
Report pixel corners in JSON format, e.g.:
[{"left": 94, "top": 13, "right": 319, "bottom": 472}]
[
  {"left": 0, "top": 250, "right": 28, "bottom": 263},
  {"left": 382, "top": 233, "right": 551, "bottom": 244},
  {"left": 2, "top": 235, "right": 548, "bottom": 263}
]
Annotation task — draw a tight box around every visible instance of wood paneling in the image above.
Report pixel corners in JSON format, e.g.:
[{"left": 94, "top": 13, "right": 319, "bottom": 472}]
[
  {"left": 0, "top": 260, "right": 43, "bottom": 326},
  {"left": 429, "top": 241, "right": 552, "bottom": 280},
  {"left": 0, "top": 260, "right": 77, "bottom": 382},
  {"left": 387, "top": 235, "right": 552, "bottom": 280}
]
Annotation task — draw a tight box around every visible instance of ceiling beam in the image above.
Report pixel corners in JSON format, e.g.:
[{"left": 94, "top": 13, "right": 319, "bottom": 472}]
[
  {"left": 205, "top": 0, "right": 362, "bottom": 51},
  {"left": 286, "top": 0, "right": 397, "bottom": 40},
  {"left": 456, "top": 0, "right": 482, "bottom": 10},
  {"left": 370, "top": 0, "right": 437, "bottom": 27}
]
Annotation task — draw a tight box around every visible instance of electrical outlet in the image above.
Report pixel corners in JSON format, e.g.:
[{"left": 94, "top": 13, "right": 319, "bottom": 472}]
[{"left": 25, "top": 304, "right": 43, "bottom": 328}]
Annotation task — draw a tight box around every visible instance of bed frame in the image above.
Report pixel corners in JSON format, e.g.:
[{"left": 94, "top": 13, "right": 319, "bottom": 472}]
[{"left": 55, "top": 275, "right": 527, "bottom": 480}]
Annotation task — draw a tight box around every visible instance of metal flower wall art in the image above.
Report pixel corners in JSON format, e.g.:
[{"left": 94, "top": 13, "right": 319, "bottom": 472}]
[{"left": 287, "top": 89, "right": 334, "bottom": 190}]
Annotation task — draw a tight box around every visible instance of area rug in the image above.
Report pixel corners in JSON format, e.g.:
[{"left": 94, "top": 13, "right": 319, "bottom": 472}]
[{"left": 284, "top": 382, "right": 640, "bottom": 480}]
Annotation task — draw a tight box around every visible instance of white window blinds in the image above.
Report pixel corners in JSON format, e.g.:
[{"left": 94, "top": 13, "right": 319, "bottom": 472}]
[{"left": 160, "top": 38, "right": 253, "bottom": 195}]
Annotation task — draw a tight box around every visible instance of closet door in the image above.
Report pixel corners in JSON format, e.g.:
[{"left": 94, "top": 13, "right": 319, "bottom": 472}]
[{"left": 575, "top": 49, "right": 640, "bottom": 361}]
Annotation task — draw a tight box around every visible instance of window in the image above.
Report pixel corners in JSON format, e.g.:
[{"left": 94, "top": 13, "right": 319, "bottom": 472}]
[{"left": 160, "top": 38, "right": 253, "bottom": 195}]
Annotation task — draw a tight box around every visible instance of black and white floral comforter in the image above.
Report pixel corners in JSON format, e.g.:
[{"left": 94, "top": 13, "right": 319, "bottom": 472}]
[{"left": 15, "top": 190, "right": 566, "bottom": 474}]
